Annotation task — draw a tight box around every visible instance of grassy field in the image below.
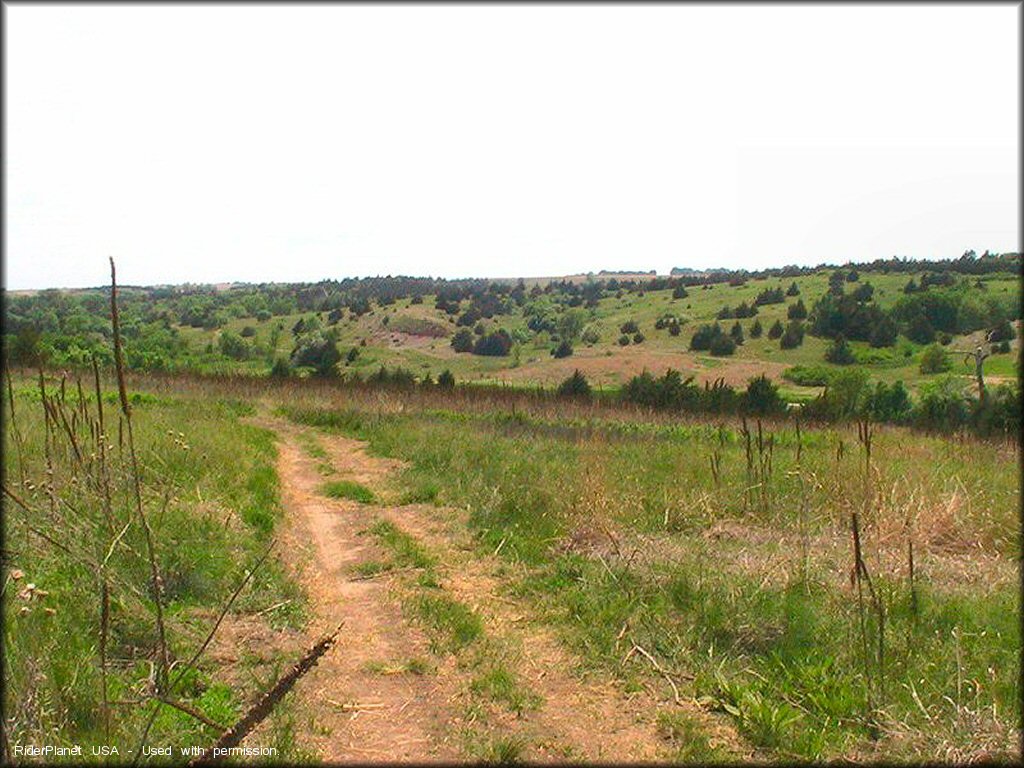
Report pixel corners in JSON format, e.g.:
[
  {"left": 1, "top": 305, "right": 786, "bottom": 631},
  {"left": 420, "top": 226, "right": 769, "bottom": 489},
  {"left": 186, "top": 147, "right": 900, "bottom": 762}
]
[
  {"left": 2, "top": 370, "right": 309, "bottom": 763},
  {"left": 2, "top": 357, "right": 1019, "bottom": 762},
  {"left": 276, "top": 382, "right": 1019, "bottom": 762}
]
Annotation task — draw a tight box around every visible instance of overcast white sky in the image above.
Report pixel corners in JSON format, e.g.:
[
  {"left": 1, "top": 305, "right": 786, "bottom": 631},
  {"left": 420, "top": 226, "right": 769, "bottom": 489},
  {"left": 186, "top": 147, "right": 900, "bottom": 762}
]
[{"left": 4, "top": 4, "right": 1019, "bottom": 289}]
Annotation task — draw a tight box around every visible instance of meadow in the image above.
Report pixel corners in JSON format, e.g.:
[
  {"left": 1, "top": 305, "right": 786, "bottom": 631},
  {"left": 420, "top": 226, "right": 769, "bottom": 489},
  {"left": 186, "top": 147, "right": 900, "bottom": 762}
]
[{"left": 2, "top": 256, "right": 1021, "bottom": 763}]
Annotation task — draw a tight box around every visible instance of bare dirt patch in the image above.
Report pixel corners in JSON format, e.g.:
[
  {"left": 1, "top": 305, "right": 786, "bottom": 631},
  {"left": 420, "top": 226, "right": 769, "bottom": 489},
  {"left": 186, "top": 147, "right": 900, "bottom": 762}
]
[{"left": 253, "top": 416, "right": 463, "bottom": 762}]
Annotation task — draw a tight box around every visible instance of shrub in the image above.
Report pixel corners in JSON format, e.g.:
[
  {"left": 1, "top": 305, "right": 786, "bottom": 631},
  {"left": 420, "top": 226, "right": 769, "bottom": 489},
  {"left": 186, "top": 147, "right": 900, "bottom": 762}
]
[
  {"left": 767, "top": 319, "right": 784, "bottom": 340},
  {"left": 689, "top": 323, "right": 720, "bottom": 351},
  {"left": 437, "top": 369, "right": 455, "bottom": 389},
  {"left": 865, "top": 380, "right": 912, "bottom": 422},
  {"left": 218, "top": 331, "right": 251, "bottom": 361},
  {"left": 869, "top": 316, "right": 898, "bottom": 348},
  {"left": 709, "top": 334, "right": 736, "bottom": 356},
  {"left": 239, "top": 325, "right": 257, "bottom": 338},
  {"left": 807, "top": 367, "right": 869, "bottom": 420},
  {"left": 744, "top": 374, "right": 782, "bottom": 415},
  {"left": 824, "top": 334, "right": 855, "bottom": 365},
  {"left": 989, "top": 319, "right": 1017, "bottom": 342},
  {"left": 295, "top": 336, "right": 340, "bottom": 376},
  {"left": 906, "top": 314, "right": 936, "bottom": 344},
  {"left": 672, "top": 285, "right": 688, "bottom": 299},
  {"left": 913, "top": 374, "right": 969, "bottom": 431},
  {"left": 451, "top": 328, "right": 475, "bottom": 353},
  {"left": 557, "top": 369, "right": 592, "bottom": 400},
  {"left": 786, "top": 282, "right": 800, "bottom": 296},
  {"left": 269, "top": 357, "right": 291, "bottom": 378},
  {"left": 753, "top": 287, "right": 785, "bottom": 306},
  {"left": 620, "top": 320, "right": 639, "bottom": 334},
  {"left": 581, "top": 326, "right": 600, "bottom": 345},
  {"left": 668, "top": 323, "right": 681, "bottom": 336},
  {"left": 473, "top": 330, "right": 513, "bottom": 357},
  {"left": 993, "top": 340, "right": 1011, "bottom": 354},
  {"left": 919, "top": 343, "right": 952, "bottom": 374},
  {"left": 749, "top": 319, "right": 763, "bottom": 338},
  {"left": 779, "top": 321, "right": 805, "bottom": 349},
  {"left": 782, "top": 365, "right": 832, "bottom": 387},
  {"left": 618, "top": 334, "right": 630, "bottom": 346},
  {"left": 852, "top": 283, "right": 874, "bottom": 302},
  {"left": 716, "top": 306, "right": 735, "bottom": 320},
  {"left": 551, "top": 340, "right": 574, "bottom": 358},
  {"left": 346, "top": 346, "right": 359, "bottom": 364},
  {"left": 729, "top": 322, "right": 744, "bottom": 345},
  {"left": 787, "top": 300, "right": 807, "bottom": 320},
  {"left": 255, "top": 309, "right": 272, "bottom": 322}
]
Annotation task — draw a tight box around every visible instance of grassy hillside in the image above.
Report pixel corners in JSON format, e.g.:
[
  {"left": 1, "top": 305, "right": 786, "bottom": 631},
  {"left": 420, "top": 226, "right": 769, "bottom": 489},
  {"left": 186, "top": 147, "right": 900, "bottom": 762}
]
[{"left": 147, "top": 270, "right": 1020, "bottom": 396}]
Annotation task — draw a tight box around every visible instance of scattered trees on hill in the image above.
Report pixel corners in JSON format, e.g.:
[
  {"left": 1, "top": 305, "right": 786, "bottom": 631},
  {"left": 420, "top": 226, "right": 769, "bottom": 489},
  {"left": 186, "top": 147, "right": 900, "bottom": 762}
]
[{"left": 754, "top": 287, "right": 785, "bottom": 306}]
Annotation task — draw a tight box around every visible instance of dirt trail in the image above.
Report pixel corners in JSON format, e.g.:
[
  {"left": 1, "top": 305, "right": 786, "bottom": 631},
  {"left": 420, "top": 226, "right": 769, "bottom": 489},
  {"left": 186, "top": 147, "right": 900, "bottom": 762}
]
[
  {"left": 258, "top": 413, "right": 748, "bottom": 762},
  {"left": 254, "top": 416, "right": 461, "bottom": 761}
]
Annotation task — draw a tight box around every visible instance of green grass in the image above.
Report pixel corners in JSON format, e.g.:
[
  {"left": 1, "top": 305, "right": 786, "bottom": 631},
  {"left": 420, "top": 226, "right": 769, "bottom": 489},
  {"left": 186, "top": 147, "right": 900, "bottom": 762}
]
[
  {"left": 366, "top": 519, "right": 436, "bottom": 570},
  {"left": 470, "top": 663, "right": 542, "bottom": 716},
  {"left": 3, "top": 373, "right": 305, "bottom": 757},
  {"left": 411, "top": 593, "right": 484, "bottom": 653},
  {"left": 320, "top": 479, "right": 376, "bottom": 504},
  {"left": 284, "top": 400, "right": 1020, "bottom": 761}
]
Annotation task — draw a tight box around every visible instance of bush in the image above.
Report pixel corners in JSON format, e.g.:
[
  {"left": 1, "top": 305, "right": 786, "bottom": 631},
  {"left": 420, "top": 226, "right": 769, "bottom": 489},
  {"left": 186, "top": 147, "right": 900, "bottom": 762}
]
[
  {"left": 913, "top": 375, "right": 969, "bottom": 431},
  {"left": 618, "top": 334, "right": 631, "bottom": 346},
  {"left": 346, "top": 346, "right": 359, "bottom": 364},
  {"left": 779, "top": 321, "right": 805, "bottom": 349},
  {"left": 906, "top": 314, "right": 936, "bottom": 344},
  {"left": 782, "top": 365, "right": 832, "bottom": 387},
  {"left": 218, "top": 331, "right": 251, "bottom": 361},
  {"left": 786, "top": 282, "right": 800, "bottom": 296},
  {"left": 672, "top": 285, "right": 689, "bottom": 299},
  {"left": 557, "top": 369, "right": 592, "bottom": 400},
  {"left": 551, "top": 340, "right": 574, "bottom": 358},
  {"left": 255, "top": 309, "right": 272, "bottom": 322},
  {"left": 709, "top": 334, "right": 736, "bottom": 356},
  {"left": 581, "top": 326, "right": 601, "bottom": 345},
  {"left": 806, "top": 367, "right": 869, "bottom": 420},
  {"left": 749, "top": 319, "right": 763, "bottom": 338},
  {"left": 473, "top": 330, "right": 513, "bottom": 357},
  {"left": 753, "top": 287, "right": 785, "bottom": 306},
  {"left": 620, "top": 320, "right": 639, "bottom": 334},
  {"left": 729, "top": 322, "right": 744, "bottom": 345},
  {"left": 767, "top": 319, "right": 784, "bottom": 339},
  {"left": 437, "top": 369, "right": 455, "bottom": 389},
  {"left": 689, "top": 323, "right": 718, "bottom": 351},
  {"left": 787, "top": 300, "right": 807, "bottom": 320},
  {"left": 865, "top": 380, "right": 911, "bottom": 422},
  {"left": 993, "top": 340, "right": 1011, "bottom": 354},
  {"left": 989, "top": 319, "right": 1017, "bottom": 342},
  {"left": 869, "top": 316, "right": 898, "bottom": 348},
  {"left": 290, "top": 332, "right": 340, "bottom": 376},
  {"left": 919, "top": 343, "right": 952, "bottom": 374},
  {"left": 633, "top": 332, "right": 645, "bottom": 344},
  {"left": 824, "top": 334, "right": 856, "bottom": 365},
  {"left": 668, "top": 323, "right": 681, "bottom": 337},
  {"left": 451, "top": 328, "right": 475, "bottom": 353},
  {"left": 240, "top": 325, "right": 257, "bottom": 338},
  {"left": 744, "top": 374, "right": 782, "bottom": 415},
  {"left": 269, "top": 357, "right": 291, "bottom": 378}
]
